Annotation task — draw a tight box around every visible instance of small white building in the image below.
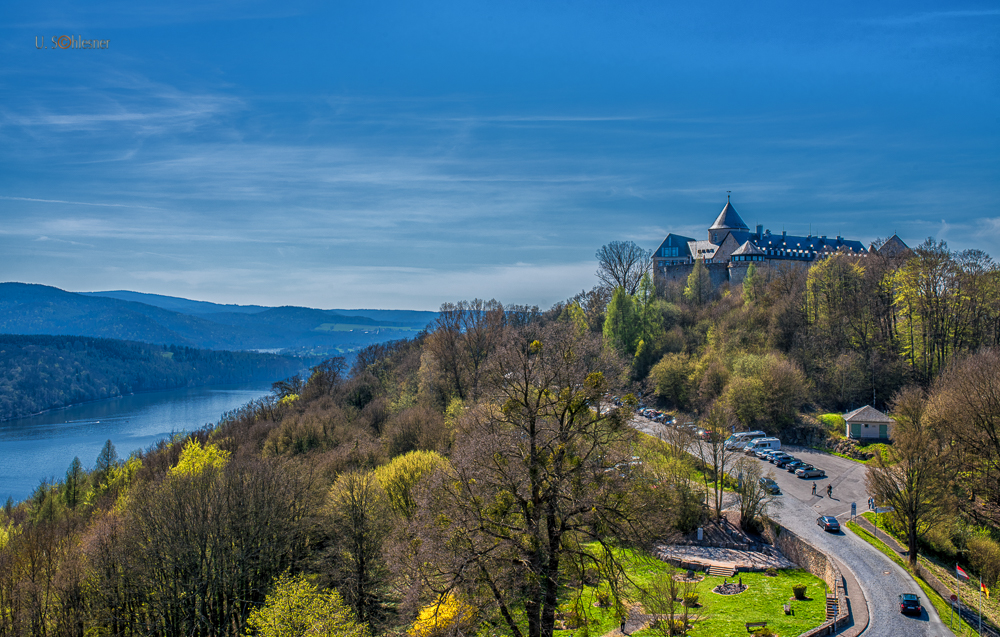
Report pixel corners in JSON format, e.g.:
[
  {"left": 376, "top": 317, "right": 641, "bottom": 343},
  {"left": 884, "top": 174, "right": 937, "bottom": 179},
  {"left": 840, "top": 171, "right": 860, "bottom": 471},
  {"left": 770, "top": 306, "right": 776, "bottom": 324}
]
[{"left": 843, "top": 405, "right": 895, "bottom": 440}]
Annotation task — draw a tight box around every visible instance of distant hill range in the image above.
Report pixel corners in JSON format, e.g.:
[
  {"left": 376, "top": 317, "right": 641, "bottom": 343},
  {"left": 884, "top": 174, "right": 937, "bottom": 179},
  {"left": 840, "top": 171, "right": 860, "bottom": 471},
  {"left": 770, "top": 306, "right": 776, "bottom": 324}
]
[
  {"left": 0, "top": 334, "right": 311, "bottom": 421},
  {"left": 0, "top": 283, "right": 438, "bottom": 355}
]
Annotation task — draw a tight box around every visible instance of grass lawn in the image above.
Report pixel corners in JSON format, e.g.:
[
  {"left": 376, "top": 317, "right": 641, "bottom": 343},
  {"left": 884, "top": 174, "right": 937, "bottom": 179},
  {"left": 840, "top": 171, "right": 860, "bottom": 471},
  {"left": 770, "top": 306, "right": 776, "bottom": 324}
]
[
  {"left": 554, "top": 549, "right": 827, "bottom": 637},
  {"left": 845, "top": 520, "right": 974, "bottom": 636}
]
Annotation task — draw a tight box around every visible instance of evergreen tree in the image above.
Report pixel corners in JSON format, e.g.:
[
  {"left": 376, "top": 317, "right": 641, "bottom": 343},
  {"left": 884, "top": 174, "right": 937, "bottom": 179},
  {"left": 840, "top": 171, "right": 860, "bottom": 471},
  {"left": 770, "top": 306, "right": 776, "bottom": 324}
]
[
  {"left": 602, "top": 287, "right": 639, "bottom": 355},
  {"left": 683, "top": 260, "right": 713, "bottom": 305},
  {"left": 64, "top": 456, "right": 85, "bottom": 509},
  {"left": 94, "top": 439, "right": 119, "bottom": 487}
]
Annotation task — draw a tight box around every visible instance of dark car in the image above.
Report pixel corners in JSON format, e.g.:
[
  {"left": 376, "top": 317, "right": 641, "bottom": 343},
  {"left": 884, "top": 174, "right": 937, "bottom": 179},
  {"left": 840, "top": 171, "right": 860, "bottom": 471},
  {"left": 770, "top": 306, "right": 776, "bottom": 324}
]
[
  {"left": 786, "top": 459, "right": 806, "bottom": 472},
  {"left": 817, "top": 516, "right": 840, "bottom": 532},
  {"left": 774, "top": 455, "right": 796, "bottom": 468},
  {"left": 759, "top": 477, "right": 781, "bottom": 495},
  {"left": 899, "top": 593, "right": 922, "bottom": 615},
  {"left": 769, "top": 452, "right": 791, "bottom": 464}
]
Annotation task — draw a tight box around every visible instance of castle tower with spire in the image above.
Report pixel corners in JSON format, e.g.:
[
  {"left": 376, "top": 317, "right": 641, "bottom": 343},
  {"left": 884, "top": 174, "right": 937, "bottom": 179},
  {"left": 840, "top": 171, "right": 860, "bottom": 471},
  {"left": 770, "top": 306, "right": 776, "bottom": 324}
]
[{"left": 650, "top": 196, "right": 903, "bottom": 289}]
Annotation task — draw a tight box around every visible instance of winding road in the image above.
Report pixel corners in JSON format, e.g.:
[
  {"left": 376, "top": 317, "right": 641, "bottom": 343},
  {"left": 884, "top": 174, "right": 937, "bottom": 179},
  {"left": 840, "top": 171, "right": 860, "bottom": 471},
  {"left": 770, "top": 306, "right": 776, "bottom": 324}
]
[{"left": 633, "top": 417, "right": 954, "bottom": 636}]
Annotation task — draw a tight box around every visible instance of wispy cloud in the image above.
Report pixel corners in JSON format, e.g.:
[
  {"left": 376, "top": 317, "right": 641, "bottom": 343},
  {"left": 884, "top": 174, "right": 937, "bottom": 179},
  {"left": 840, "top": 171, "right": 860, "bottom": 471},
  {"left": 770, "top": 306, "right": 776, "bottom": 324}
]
[
  {"left": 0, "top": 195, "right": 163, "bottom": 210},
  {"left": 863, "top": 9, "right": 1000, "bottom": 27}
]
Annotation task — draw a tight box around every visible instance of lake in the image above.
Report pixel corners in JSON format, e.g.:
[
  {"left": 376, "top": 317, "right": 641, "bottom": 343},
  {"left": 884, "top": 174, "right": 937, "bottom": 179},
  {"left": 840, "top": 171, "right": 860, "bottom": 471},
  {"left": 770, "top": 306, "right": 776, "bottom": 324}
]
[{"left": 0, "top": 384, "right": 272, "bottom": 504}]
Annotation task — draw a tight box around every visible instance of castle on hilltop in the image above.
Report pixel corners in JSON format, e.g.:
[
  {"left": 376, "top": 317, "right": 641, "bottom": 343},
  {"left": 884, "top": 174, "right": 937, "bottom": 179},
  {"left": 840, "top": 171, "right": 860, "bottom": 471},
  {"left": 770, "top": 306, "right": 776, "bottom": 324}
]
[{"left": 652, "top": 197, "right": 909, "bottom": 287}]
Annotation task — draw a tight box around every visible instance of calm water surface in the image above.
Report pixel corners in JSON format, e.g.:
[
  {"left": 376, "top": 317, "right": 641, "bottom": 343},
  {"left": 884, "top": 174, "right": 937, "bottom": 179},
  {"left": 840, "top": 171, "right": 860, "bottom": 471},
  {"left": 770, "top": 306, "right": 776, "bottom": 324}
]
[{"left": 0, "top": 384, "right": 271, "bottom": 503}]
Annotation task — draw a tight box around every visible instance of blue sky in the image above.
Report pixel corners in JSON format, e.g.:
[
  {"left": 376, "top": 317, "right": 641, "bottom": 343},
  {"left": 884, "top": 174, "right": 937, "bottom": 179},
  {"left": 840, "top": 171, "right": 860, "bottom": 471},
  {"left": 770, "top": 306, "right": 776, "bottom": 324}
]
[{"left": 1, "top": 1, "right": 997, "bottom": 310}]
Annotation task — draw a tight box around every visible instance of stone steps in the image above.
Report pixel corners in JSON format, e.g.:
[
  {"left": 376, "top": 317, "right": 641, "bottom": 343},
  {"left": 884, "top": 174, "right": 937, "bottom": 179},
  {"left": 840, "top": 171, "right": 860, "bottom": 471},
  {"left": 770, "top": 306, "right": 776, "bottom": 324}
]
[{"left": 826, "top": 595, "right": 838, "bottom": 620}]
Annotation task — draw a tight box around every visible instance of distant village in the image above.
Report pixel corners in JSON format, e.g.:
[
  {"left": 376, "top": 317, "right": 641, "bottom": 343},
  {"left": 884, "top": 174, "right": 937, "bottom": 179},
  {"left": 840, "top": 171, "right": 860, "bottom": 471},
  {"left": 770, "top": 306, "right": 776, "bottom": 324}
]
[{"left": 652, "top": 197, "right": 909, "bottom": 287}]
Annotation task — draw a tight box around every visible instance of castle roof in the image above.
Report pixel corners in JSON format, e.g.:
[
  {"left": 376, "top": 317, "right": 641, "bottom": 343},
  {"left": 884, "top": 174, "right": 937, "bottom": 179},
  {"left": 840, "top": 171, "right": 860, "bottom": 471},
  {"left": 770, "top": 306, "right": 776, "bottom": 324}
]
[
  {"left": 755, "top": 233, "right": 866, "bottom": 255},
  {"left": 709, "top": 201, "right": 749, "bottom": 231},
  {"left": 731, "top": 240, "right": 766, "bottom": 256}
]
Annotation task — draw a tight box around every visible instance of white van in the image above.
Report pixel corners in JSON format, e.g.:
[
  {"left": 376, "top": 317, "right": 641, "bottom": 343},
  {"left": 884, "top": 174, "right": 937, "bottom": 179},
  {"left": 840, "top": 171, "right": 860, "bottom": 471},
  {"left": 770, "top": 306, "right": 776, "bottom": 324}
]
[
  {"left": 725, "top": 430, "right": 766, "bottom": 450},
  {"left": 746, "top": 437, "right": 781, "bottom": 454}
]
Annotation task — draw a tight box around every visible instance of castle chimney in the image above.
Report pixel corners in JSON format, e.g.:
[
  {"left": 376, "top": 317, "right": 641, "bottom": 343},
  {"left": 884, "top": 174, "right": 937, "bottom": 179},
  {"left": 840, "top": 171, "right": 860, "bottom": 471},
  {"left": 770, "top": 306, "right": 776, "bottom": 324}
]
[{"left": 756, "top": 224, "right": 763, "bottom": 237}]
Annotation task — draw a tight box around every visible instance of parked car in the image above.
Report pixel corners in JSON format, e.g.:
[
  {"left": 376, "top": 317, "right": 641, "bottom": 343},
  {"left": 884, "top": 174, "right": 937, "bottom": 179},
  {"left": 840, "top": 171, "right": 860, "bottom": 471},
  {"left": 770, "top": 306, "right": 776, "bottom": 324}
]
[
  {"left": 759, "top": 477, "right": 781, "bottom": 495},
  {"left": 786, "top": 459, "right": 806, "bottom": 472},
  {"left": 756, "top": 448, "right": 776, "bottom": 459},
  {"left": 796, "top": 466, "right": 827, "bottom": 478},
  {"left": 898, "top": 593, "right": 922, "bottom": 615},
  {"left": 774, "top": 455, "right": 796, "bottom": 468},
  {"left": 769, "top": 452, "right": 792, "bottom": 464},
  {"left": 817, "top": 516, "right": 841, "bottom": 532}
]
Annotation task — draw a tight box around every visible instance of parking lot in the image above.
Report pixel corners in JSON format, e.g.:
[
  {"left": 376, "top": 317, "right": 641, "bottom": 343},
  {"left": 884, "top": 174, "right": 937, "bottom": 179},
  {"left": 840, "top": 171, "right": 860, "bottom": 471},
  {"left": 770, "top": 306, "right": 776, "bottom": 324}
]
[{"left": 751, "top": 445, "right": 872, "bottom": 519}]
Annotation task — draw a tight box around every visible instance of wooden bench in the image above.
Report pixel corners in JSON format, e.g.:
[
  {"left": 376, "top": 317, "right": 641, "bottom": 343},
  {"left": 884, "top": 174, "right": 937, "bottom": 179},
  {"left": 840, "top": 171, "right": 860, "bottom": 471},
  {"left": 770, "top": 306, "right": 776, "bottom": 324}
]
[{"left": 745, "top": 622, "right": 767, "bottom": 633}]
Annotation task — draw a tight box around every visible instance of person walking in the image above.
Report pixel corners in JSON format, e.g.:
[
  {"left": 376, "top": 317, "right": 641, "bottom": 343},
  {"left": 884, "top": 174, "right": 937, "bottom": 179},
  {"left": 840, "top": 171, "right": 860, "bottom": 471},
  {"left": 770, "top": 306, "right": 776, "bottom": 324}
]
[
  {"left": 812, "top": 483, "right": 817, "bottom": 496},
  {"left": 827, "top": 484, "right": 833, "bottom": 498}
]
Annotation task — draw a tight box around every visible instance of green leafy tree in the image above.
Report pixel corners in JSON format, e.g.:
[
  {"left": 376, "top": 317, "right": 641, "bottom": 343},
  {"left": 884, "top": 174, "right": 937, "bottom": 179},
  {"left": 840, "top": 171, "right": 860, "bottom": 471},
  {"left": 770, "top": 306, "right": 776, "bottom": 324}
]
[
  {"left": 650, "top": 353, "right": 693, "bottom": 409},
  {"left": 742, "top": 262, "right": 762, "bottom": 303},
  {"left": 247, "top": 573, "right": 370, "bottom": 637},
  {"left": 683, "top": 260, "right": 712, "bottom": 306},
  {"left": 603, "top": 287, "right": 639, "bottom": 356}
]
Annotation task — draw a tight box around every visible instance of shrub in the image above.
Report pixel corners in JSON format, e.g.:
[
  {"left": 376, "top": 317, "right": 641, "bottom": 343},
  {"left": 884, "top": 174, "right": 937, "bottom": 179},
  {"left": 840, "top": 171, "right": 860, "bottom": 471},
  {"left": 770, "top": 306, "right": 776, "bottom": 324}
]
[
  {"left": 410, "top": 594, "right": 477, "bottom": 637},
  {"left": 595, "top": 590, "right": 612, "bottom": 608},
  {"left": 247, "top": 573, "right": 369, "bottom": 637},
  {"left": 792, "top": 583, "right": 807, "bottom": 600},
  {"left": 653, "top": 618, "right": 687, "bottom": 635},
  {"left": 682, "top": 592, "right": 699, "bottom": 607},
  {"left": 765, "top": 567, "right": 777, "bottom": 577},
  {"left": 969, "top": 536, "right": 1000, "bottom": 587}
]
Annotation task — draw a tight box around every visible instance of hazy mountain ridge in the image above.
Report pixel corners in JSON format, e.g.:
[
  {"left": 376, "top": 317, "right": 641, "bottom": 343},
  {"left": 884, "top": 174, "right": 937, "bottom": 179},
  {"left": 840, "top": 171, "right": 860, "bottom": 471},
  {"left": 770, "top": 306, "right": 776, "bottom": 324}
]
[
  {"left": 0, "top": 283, "right": 436, "bottom": 354},
  {"left": 0, "top": 333, "right": 311, "bottom": 421}
]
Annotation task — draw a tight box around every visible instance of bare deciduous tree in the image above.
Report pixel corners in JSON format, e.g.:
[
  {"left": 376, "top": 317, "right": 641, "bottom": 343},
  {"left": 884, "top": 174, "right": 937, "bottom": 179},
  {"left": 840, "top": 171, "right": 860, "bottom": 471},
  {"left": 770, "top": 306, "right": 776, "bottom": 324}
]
[
  {"left": 866, "top": 386, "right": 954, "bottom": 569},
  {"left": 596, "top": 241, "right": 652, "bottom": 295},
  {"left": 414, "top": 323, "right": 640, "bottom": 637},
  {"left": 732, "top": 457, "right": 779, "bottom": 532},
  {"left": 695, "top": 401, "right": 738, "bottom": 519},
  {"left": 927, "top": 349, "right": 1000, "bottom": 506}
]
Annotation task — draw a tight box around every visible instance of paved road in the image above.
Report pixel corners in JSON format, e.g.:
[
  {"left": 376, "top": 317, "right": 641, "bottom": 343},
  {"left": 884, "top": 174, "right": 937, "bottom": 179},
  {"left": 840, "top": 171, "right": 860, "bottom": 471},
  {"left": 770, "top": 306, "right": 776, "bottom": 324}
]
[{"left": 633, "top": 418, "right": 952, "bottom": 636}]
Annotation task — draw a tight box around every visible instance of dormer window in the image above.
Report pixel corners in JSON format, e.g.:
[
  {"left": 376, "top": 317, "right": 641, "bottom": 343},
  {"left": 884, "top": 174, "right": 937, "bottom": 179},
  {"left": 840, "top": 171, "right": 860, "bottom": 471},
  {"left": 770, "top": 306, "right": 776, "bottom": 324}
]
[{"left": 713, "top": 233, "right": 718, "bottom": 242}]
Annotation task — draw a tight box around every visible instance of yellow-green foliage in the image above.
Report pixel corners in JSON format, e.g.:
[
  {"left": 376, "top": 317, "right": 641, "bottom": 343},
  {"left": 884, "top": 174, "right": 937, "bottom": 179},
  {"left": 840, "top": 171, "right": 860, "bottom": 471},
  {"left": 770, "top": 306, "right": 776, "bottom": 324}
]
[
  {"left": 279, "top": 394, "right": 300, "bottom": 406},
  {"left": 409, "top": 594, "right": 477, "bottom": 637},
  {"left": 969, "top": 536, "right": 1000, "bottom": 587},
  {"left": 87, "top": 455, "right": 143, "bottom": 510},
  {"left": 169, "top": 439, "right": 231, "bottom": 478},
  {"left": 373, "top": 450, "right": 447, "bottom": 518},
  {"left": 0, "top": 520, "right": 15, "bottom": 550},
  {"left": 818, "top": 413, "right": 845, "bottom": 431},
  {"left": 246, "top": 573, "right": 370, "bottom": 637}
]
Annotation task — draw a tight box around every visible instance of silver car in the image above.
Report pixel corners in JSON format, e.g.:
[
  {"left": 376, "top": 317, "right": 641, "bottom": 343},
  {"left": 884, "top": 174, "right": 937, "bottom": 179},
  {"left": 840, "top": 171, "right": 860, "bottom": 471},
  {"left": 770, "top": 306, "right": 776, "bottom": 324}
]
[{"left": 796, "top": 466, "right": 827, "bottom": 478}]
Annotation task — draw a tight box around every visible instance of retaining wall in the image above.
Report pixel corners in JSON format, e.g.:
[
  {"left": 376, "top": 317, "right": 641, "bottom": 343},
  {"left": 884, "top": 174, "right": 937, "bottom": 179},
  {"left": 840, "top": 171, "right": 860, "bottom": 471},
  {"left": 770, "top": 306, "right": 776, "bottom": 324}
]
[{"left": 762, "top": 522, "right": 851, "bottom": 637}]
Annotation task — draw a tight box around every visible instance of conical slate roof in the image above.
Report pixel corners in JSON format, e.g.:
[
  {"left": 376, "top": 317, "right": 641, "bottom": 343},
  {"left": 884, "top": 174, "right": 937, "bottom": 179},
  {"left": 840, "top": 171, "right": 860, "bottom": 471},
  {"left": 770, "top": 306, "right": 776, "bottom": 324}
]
[
  {"left": 709, "top": 201, "right": 749, "bottom": 231},
  {"left": 731, "top": 240, "right": 765, "bottom": 256}
]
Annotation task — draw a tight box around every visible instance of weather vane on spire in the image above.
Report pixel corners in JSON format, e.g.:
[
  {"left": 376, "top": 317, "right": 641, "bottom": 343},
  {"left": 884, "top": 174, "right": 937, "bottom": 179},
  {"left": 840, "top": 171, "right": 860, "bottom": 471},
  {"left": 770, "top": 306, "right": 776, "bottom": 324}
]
[{"left": 727, "top": 190, "right": 731, "bottom": 202}]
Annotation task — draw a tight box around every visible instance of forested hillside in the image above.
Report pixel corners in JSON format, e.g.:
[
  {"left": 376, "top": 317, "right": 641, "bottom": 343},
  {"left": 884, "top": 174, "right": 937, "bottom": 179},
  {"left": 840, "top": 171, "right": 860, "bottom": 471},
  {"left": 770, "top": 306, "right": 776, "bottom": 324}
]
[
  {"left": 0, "top": 335, "right": 310, "bottom": 421},
  {"left": 2, "top": 240, "right": 1000, "bottom": 637},
  {"left": 0, "top": 283, "right": 433, "bottom": 354}
]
